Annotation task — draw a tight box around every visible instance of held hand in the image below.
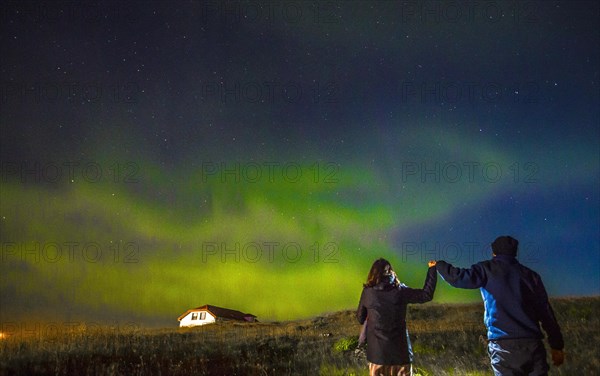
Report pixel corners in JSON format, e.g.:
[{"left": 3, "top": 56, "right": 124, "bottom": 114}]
[
  {"left": 428, "top": 260, "right": 437, "bottom": 267},
  {"left": 551, "top": 349, "right": 564, "bottom": 366}
]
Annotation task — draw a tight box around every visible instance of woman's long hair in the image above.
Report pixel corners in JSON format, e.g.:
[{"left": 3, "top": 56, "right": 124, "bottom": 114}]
[{"left": 364, "top": 258, "right": 397, "bottom": 287}]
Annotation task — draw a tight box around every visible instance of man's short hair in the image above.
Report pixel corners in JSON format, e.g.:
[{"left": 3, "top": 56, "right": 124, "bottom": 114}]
[{"left": 492, "top": 236, "right": 519, "bottom": 256}]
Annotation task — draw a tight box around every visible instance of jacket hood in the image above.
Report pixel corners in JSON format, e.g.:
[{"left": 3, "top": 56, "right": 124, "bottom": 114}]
[{"left": 373, "top": 281, "right": 395, "bottom": 291}]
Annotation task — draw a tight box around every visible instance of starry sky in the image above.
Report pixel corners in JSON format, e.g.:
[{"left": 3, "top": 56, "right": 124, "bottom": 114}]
[{"left": 1, "top": 1, "right": 598, "bottom": 326}]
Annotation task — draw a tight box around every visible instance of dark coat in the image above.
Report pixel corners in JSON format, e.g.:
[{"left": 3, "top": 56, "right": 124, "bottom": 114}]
[
  {"left": 356, "top": 266, "right": 437, "bottom": 365},
  {"left": 436, "top": 255, "right": 564, "bottom": 350}
]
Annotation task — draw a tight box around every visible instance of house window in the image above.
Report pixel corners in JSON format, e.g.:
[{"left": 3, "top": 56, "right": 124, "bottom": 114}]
[
  {"left": 199, "top": 312, "right": 206, "bottom": 320},
  {"left": 191, "top": 312, "right": 198, "bottom": 320}
]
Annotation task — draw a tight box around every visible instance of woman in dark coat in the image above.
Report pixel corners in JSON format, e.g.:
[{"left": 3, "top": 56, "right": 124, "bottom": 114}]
[{"left": 357, "top": 258, "right": 437, "bottom": 376}]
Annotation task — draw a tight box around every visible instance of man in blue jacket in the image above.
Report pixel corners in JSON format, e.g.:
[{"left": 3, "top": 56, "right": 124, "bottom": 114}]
[{"left": 436, "top": 235, "right": 564, "bottom": 375}]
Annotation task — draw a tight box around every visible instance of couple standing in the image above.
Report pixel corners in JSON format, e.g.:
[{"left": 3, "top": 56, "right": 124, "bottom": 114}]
[{"left": 356, "top": 235, "right": 564, "bottom": 376}]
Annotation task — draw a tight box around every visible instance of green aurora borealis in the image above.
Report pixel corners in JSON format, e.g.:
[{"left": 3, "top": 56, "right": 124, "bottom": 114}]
[
  {"left": 2, "top": 122, "right": 598, "bottom": 325},
  {"left": 1, "top": 1, "right": 599, "bottom": 327}
]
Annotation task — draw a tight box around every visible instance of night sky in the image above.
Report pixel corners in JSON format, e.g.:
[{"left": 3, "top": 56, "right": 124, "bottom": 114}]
[{"left": 1, "top": 1, "right": 598, "bottom": 326}]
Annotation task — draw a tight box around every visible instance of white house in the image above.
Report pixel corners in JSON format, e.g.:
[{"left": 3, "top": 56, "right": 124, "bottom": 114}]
[{"left": 177, "top": 304, "right": 257, "bottom": 327}]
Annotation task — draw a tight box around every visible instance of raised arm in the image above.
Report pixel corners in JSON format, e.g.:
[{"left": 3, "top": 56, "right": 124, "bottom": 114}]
[
  {"left": 403, "top": 264, "right": 437, "bottom": 304},
  {"left": 436, "top": 260, "right": 487, "bottom": 289}
]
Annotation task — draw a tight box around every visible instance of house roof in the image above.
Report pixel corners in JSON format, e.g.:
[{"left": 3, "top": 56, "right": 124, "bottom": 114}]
[{"left": 177, "top": 304, "right": 257, "bottom": 322}]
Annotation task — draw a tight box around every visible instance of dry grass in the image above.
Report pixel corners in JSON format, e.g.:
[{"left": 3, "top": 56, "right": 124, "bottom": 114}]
[{"left": 1, "top": 297, "right": 598, "bottom": 375}]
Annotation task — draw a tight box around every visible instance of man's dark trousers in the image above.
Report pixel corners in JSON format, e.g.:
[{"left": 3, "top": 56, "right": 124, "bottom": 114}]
[{"left": 488, "top": 339, "right": 550, "bottom": 376}]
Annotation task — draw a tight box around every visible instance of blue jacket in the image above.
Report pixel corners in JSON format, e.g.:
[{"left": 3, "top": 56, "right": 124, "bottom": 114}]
[{"left": 436, "top": 255, "right": 564, "bottom": 350}]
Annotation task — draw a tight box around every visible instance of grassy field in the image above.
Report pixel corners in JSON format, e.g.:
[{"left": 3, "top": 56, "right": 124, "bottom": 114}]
[{"left": 1, "top": 297, "right": 598, "bottom": 375}]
